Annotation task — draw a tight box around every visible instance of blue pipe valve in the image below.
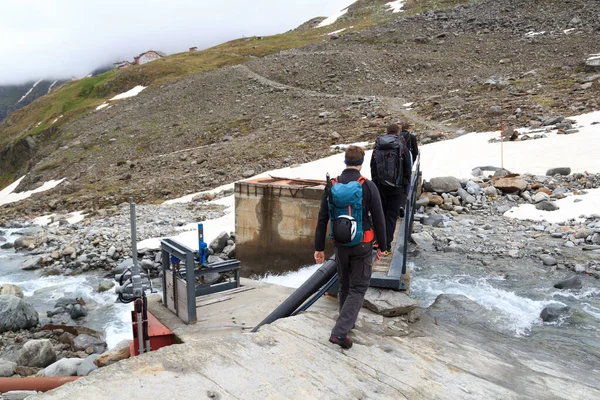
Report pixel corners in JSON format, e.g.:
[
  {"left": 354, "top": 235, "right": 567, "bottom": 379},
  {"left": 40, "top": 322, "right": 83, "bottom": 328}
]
[{"left": 198, "top": 223, "right": 208, "bottom": 267}]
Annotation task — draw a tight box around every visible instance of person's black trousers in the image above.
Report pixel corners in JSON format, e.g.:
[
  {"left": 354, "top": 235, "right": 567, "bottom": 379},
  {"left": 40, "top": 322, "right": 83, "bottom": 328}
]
[
  {"left": 378, "top": 185, "right": 406, "bottom": 251},
  {"left": 331, "top": 241, "right": 373, "bottom": 338}
]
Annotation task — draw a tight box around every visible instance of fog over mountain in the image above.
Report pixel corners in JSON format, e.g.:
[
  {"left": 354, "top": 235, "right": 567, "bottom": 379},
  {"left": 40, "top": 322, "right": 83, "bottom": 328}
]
[{"left": 0, "top": 0, "right": 354, "bottom": 85}]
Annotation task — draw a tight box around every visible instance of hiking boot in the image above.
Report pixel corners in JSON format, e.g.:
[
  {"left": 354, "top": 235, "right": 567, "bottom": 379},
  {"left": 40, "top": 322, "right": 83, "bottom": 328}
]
[
  {"left": 382, "top": 250, "right": 392, "bottom": 257},
  {"left": 399, "top": 207, "right": 405, "bottom": 218},
  {"left": 329, "top": 335, "right": 353, "bottom": 349}
]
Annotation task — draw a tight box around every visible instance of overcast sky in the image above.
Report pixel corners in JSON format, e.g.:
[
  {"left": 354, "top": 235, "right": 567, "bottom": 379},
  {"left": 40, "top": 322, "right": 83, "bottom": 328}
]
[{"left": 0, "top": 0, "right": 355, "bottom": 85}]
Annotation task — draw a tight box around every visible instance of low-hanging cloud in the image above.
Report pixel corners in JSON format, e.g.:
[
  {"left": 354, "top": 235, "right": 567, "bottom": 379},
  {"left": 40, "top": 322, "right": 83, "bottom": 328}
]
[{"left": 0, "top": 0, "right": 355, "bottom": 85}]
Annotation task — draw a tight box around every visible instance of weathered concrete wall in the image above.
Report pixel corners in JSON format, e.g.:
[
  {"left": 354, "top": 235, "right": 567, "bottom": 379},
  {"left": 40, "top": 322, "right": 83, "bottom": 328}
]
[{"left": 235, "top": 179, "right": 333, "bottom": 275}]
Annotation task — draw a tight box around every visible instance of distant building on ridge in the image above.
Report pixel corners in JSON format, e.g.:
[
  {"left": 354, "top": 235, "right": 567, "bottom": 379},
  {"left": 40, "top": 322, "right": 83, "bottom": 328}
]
[
  {"left": 114, "top": 61, "right": 133, "bottom": 69},
  {"left": 189, "top": 47, "right": 198, "bottom": 52},
  {"left": 133, "top": 50, "right": 167, "bottom": 65}
]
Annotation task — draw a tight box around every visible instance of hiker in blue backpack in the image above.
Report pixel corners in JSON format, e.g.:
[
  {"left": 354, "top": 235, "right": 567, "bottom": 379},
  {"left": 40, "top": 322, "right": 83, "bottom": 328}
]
[
  {"left": 370, "top": 124, "right": 412, "bottom": 256},
  {"left": 314, "top": 145, "right": 386, "bottom": 350}
]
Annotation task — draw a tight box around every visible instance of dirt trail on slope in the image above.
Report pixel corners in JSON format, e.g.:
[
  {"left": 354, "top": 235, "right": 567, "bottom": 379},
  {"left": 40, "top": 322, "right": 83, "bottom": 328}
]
[{"left": 235, "top": 64, "right": 456, "bottom": 134}]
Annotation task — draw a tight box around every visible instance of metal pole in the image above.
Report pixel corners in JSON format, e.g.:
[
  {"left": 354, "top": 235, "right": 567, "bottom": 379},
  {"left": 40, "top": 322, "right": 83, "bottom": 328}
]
[
  {"left": 500, "top": 118, "right": 504, "bottom": 169},
  {"left": 135, "top": 299, "right": 144, "bottom": 355},
  {"left": 130, "top": 198, "right": 141, "bottom": 297}
]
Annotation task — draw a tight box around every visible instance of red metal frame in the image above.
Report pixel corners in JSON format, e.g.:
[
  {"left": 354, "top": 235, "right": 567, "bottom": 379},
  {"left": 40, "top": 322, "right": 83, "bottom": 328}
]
[{"left": 130, "top": 310, "right": 175, "bottom": 356}]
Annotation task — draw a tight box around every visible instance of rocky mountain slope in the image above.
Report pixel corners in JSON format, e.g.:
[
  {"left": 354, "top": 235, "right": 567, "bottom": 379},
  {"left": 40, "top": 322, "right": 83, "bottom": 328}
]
[
  {"left": 1, "top": 0, "right": 599, "bottom": 218},
  {"left": 0, "top": 80, "right": 63, "bottom": 122}
]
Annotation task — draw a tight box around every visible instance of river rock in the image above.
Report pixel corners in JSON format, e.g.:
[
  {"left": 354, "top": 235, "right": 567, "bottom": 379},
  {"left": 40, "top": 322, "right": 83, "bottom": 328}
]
[
  {"left": 55, "top": 297, "right": 78, "bottom": 309},
  {"left": 363, "top": 288, "right": 417, "bottom": 317},
  {"left": 62, "top": 246, "right": 76, "bottom": 257},
  {"left": 0, "top": 283, "right": 24, "bottom": 299},
  {"left": 540, "top": 304, "right": 570, "bottom": 322},
  {"left": 494, "top": 177, "right": 527, "bottom": 193},
  {"left": 540, "top": 255, "right": 557, "bottom": 266},
  {"left": 209, "top": 231, "right": 230, "bottom": 253},
  {"left": 429, "top": 177, "right": 461, "bottom": 193},
  {"left": 553, "top": 276, "right": 582, "bottom": 290},
  {"left": 2, "top": 391, "right": 39, "bottom": 400},
  {"left": 13, "top": 236, "right": 36, "bottom": 250},
  {"left": 222, "top": 243, "right": 236, "bottom": 258},
  {"left": 0, "top": 359, "right": 17, "bottom": 377},
  {"left": 73, "top": 334, "right": 107, "bottom": 354},
  {"left": 18, "top": 339, "right": 56, "bottom": 368},
  {"left": 483, "top": 186, "right": 498, "bottom": 197},
  {"left": 21, "top": 256, "right": 43, "bottom": 271},
  {"left": 546, "top": 167, "right": 571, "bottom": 176},
  {"left": 426, "top": 294, "right": 494, "bottom": 327},
  {"left": 421, "top": 215, "right": 445, "bottom": 227},
  {"left": 419, "top": 193, "right": 443, "bottom": 206},
  {"left": 574, "top": 229, "right": 593, "bottom": 239},
  {"left": 411, "top": 232, "right": 435, "bottom": 251},
  {"left": 536, "top": 201, "right": 559, "bottom": 211},
  {"left": 70, "top": 304, "right": 87, "bottom": 320},
  {"left": 97, "top": 281, "right": 115, "bottom": 293},
  {"left": 14, "top": 366, "right": 40, "bottom": 376},
  {"left": 77, "top": 354, "right": 100, "bottom": 376},
  {"left": 456, "top": 188, "right": 476, "bottom": 204},
  {"left": 39, "top": 358, "right": 84, "bottom": 377},
  {"left": 0, "top": 295, "right": 39, "bottom": 333},
  {"left": 533, "top": 192, "right": 550, "bottom": 203},
  {"left": 94, "top": 340, "right": 131, "bottom": 367}
]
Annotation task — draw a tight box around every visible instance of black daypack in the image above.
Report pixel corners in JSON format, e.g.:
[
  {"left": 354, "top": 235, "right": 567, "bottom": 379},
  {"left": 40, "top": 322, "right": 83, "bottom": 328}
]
[{"left": 374, "top": 134, "right": 404, "bottom": 187}]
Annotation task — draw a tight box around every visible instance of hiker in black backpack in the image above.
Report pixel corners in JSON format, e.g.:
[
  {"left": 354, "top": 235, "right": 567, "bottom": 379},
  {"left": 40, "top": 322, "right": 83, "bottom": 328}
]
[
  {"left": 400, "top": 120, "right": 419, "bottom": 162},
  {"left": 370, "top": 124, "right": 412, "bottom": 255},
  {"left": 314, "top": 145, "right": 386, "bottom": 349}
]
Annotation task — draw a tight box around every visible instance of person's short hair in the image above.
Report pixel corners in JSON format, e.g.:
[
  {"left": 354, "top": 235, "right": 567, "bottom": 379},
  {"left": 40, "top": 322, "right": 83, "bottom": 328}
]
[
  {"left": 344, "top": 145, "right": 365, "bottom": 166},
  {"left": 401, "top": 121, "right": 410, "bottom": 131},
  {"left": 387, "top": 124, "right": 400, "bottom": 135}
]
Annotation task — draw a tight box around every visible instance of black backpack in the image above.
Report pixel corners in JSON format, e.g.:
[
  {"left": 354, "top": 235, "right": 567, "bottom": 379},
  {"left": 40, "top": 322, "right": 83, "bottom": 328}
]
[{"left": 374, "top": 134, "right": 404, "bottom": 187}]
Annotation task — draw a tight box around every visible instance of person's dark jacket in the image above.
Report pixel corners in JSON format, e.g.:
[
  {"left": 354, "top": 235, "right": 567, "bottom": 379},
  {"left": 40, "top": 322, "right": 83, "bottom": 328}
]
[
  {"left": 401, "top": 130, "right": 419, "bottom": 159},
  {"left": 314, "top": 168, "right": 386, "bottom": 252},
  {"left": 370, "top": 136, "right": 412, "bottom": 187}
]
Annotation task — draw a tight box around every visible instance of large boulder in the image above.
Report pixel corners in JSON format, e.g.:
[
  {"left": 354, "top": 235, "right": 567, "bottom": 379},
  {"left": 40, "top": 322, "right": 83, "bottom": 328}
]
[
  {"left": 21, "top": 256, "right": 43, "bottom": 271},
  {"left": 428, "top": 177, "right": 461, "bottom": 194},
  {"left": 535, "top": 201, "right": 559, "bottom": 211},
  {"left": 546, "top": 167, "right": 571, "bottom": 176},
  {"left": 209, "top": 231, "right": 230, "bottom": 253},
  {"left": 494, "top": 177, "right": 528, "bottom": 193},
  {"left": 70, "top": 304, "right": 87, "bottom": 320},
  {"left": 13, "top": 236, "right": 36, "bottom": 250},
  {"left": 38, "top": 358, "right": 84, "bottom": 377},
  {"left": 18, "top": 339, "right": 56, "bottom": 368},
  {"left": 363, "top": 288, "right": 417, "bottom": 317},
  {"left": 0, "top": 284, "right": 24, "bottom": 299},
  {"left": 0, "top": 359, "right": 17, "bottom": 377},
  {"left": 73, "top": 334, "right": 107, "bottom": 354},
  {"left": 554, "top": 276, "right": 582, "bottom": 290},
  {"left": 0, "top": 295, "right": 39, "bottom": 333},
  {"left": 540, "top": 304, "right": 570, "bottom": 322},
  {"left": 94, "top": 340, "right": 131, "bottom": 367}
]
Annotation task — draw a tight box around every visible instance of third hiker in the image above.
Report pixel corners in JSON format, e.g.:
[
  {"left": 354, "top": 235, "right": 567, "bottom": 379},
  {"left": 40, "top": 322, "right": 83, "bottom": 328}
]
[{"left": 370, "top": 124, "right": 412, "bottom": 255}]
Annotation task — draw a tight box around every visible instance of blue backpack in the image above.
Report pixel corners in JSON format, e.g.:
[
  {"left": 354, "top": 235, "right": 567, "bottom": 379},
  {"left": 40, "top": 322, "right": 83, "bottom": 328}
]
[{"left": 326, "top": 174, "right": 366, "bottom": 247}]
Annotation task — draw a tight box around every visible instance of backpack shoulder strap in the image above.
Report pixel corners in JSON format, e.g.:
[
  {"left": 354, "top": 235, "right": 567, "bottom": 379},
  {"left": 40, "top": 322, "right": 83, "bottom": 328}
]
[{"left": 357, "top": 176, "right": 367, "bottom": 185}]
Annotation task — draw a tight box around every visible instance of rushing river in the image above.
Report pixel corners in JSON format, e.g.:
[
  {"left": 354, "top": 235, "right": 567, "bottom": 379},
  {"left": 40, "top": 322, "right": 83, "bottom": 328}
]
[
  {"left": 0, "top": 229, "right": 132, "bottom": 349},
  {"left": 260, "top": 257, "right": 600, "bottom": 352}
]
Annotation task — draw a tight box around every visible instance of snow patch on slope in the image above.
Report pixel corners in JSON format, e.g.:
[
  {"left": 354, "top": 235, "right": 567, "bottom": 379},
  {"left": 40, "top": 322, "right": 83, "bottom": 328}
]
[{"left": 15, "top": 80, "right": 41, "bottom": 105}]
